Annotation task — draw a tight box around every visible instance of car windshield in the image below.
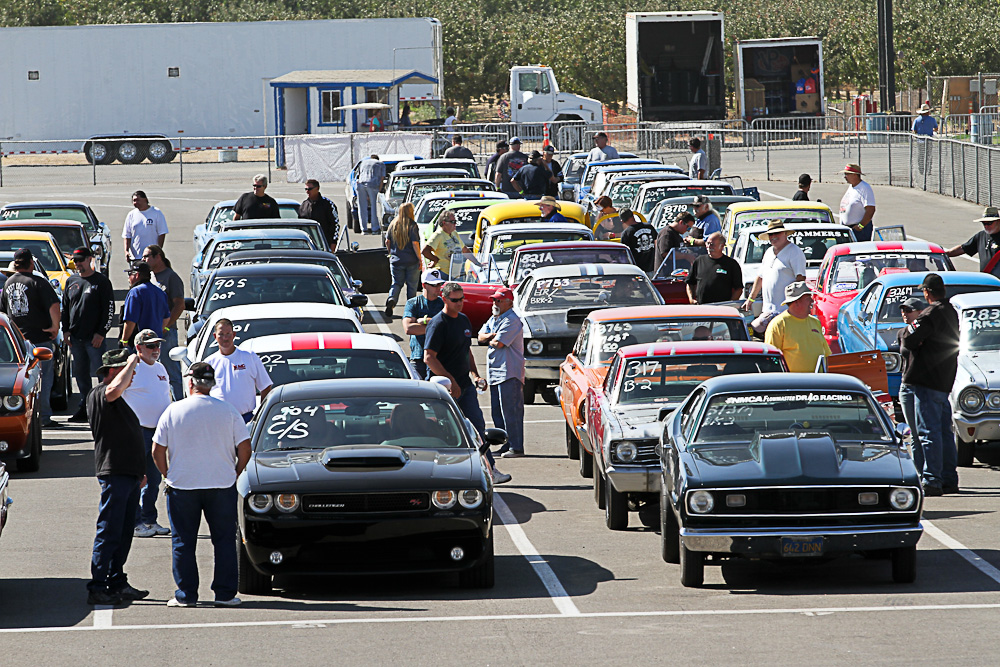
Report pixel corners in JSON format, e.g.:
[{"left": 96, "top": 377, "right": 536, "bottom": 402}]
[
  {"left": 0, "top": 239, "right": 61, "bottom": 270},
  {"left": 593, "top": 319, "right": 749, "bottom": 363},
  {"left": 258, "top": 349, "right": 412, "bottom": 387},
  {"left": 732, "top": 209, "right": 832, "bottom": 238},
  {"left": 200, "top": 275, "right": 339, "bottom": 318},
  {"left": 618, "top": 354, "right": 784, "bottom": 404},
  {"left": 221, "top": 257, "right": 349, "bottom": 291},
  {"left": 1, "top": 206, "right": 93, "bottom": 230},
  {"left": 744, "top": 228, "right": 853, "bottom": 265},
  {"left": 257, "top": 396, "right": 468, "bottom": 451},
  {"left": 961, "top": 307, "right": 1000, "bottom": 351},
  {"left": 584, "top": 163, "right": 656, "bottom": 187},
  {"left": 510, "top": 247, "right": 632, "bottom": 284},
  {"left": 210, "top": 204, "right": 300, "bottom": 230},
  {"left": 416, "top": 199, "right": 456, "bottom": 226},
  {"left": 524, "top": 274, "right": 657, "bottom": 311},
  {"left": 606, "top": 180, "right": 659, "bottom": 208},
  {"left": 489, "top": 231, "right": 591, "bottom": 261},
  {"left": 409, "top": 182, "right": 488, "bottom": 203},
  {"left": 198, "top": 317, "right": 360, "bottom": 359},
  {"left": 651, "top": 200, "right": 748, "bottom": 230},
  {"left": 694, "top": 391, "right": 890, "bottom": 443},
  {"left": 390, "top": 174, "right": 457, "bottom": 198},
  {"left": 206, "top": 238, "right": 312, "bottom": 269},
  {"left": 401, "top": 162, "right": 477, "bottom": 177},
  {"left": 0, "top": 225, "right": 84, "bottom": 256},
  {"left": 227, "top": 223, "right": 325, "bottom": 250},
  {"left": 640, "top": 186, "right": 734, "bottom": 214},
  {"left": 830, "top": 252, "right": 953, "bottom": 293},
  {"left": 878, "top": 284, "right": 995, "bottom": 321},
  {"left": 564, "top": 158, "right": 586, "bottom": 183}
]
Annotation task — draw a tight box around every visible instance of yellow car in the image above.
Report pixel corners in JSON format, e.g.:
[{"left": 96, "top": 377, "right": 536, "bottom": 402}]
[
  {"left": 721, "top": 201, "right": 835, "bottom": 253},
  {"left": 0, "top": 231, "right": 76, "bottom": 289},
  {"left": 472, "top": 201, "right": 588, "bottom": 253}
]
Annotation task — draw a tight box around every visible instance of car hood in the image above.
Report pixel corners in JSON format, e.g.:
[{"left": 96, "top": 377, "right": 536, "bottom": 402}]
[
  {"left": 687, "top": 432, "right": 906, "bottom": 486},
  {"left": 957, "top": 350, "right": 1000, "bottom": 388},
  {"left": 0, "top": 365, "right": 21, "bottom": 391},
  {"left": 521, "top": 311, "right": 583, "bottom": 337},
  {"left": 613, "top": 404, "right": 673, "bottom": 438},
  {"left": 250, "top": 446, "right": 480, "bottom": 491}
]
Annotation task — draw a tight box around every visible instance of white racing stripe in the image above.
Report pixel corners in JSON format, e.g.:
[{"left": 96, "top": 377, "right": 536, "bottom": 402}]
[
  {"left": 92, "top": 607, "right": 113, "bottom": 628},
  {"left": 493, "top": 494, "right": 580, "bottom": 616},
  {"left": 923, "top": 519, "right": 1000, "bottom": 584}
]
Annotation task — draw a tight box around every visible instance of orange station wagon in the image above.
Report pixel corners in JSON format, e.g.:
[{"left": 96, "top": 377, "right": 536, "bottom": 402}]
[{"left": 556, "top": 305, "right": 750, "bottom": 475}]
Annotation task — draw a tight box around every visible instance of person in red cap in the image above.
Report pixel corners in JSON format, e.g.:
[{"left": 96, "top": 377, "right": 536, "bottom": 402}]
[
  {"left": 477, "top": 287, "right": 525, "bottom": 457},
  {"left": 839, "top": 163, "right": 875, "bottom": 242}
]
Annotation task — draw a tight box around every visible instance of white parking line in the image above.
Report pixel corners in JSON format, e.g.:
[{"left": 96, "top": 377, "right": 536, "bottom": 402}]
[
  {"left": 92, "top": 606, "right": 113, "bottom": 628},
  {"left": 903, "top": 234, "right": 976, "bottom": 264},
  {"left": 363, "top": 303, "right": 394, "bottom": 336},
  {"left": 8, "top": 602, "right": 1000, "bottom": 634},
  {"left": 493, "top": 494, "right": 580, "bottom": 616},
  {"left": 523, "top": 419, "right": 564, "bottom": 424},
  {"left": 923, "top": 519, "right": 1000, "bottom": 585},
  {"left": 757, "top": 189, "right": 790, "bottom": 201}
]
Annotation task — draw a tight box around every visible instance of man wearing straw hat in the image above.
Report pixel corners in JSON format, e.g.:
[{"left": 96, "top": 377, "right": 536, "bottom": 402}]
[
  {"left": 741, "top": 219, "right": 806, "bottom": 336},
  {"left": 945, "top": 207, "right": 1000, "bottom": 272},
  {"left": 839, "top": 163, "right": 876, "bottom": 242},
  {"left": 912, "top": 103, "right": 938, "bottom": 175},
  {"left": 535, "top": 196, "right": 568, "bottom": 223},
  {"left": 764, "top": 282, "right": 830, "bottom": 373}
]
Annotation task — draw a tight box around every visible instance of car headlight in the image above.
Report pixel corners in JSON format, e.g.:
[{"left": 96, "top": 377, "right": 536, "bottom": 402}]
[
  {"left": 890, "top": 487, "right": 917, "bottom": 510},
  {"left": 432, "top": 490, "right": 457, "bottom": 509},
  {"left": 249, "top": 493, "right": 273, "bottom": 513},
  {"left": 458, "top": 489, "right": 483, "bottom": 509},
  {"left": 688, "top": 490, "right": 715, "bottom": 514},
  {"left": 614, "top": 441, "right": 638, "bottom": 463},
  {"left": 526, "top": 339, "right": 544, "bottom": 355},
  {"left": 960, "top": 387, "right": 985, "bottom": 413},
  {"left": 883, "top": 352, "right": 902, "bottom": 373},
  {"left": 2, "top": 395, "right": 24, "bottom": 411},
  {"left": 274, "top": 493, "right": 300, "bottom": 513},
  {"left": 988, "top": 393, "right": 1000, "bottom": 410}
]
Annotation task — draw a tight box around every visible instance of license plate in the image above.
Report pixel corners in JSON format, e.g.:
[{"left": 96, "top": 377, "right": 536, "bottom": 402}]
[{"left": 780, "top": 536, "right": 824, "bottom": 557}]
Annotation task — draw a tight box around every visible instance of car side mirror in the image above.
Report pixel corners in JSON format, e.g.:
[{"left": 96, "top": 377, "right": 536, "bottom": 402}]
[
  {"left": 895, "top": 422, "right": 910, "bottom": 443},
  {"left": 350, "top": 242, "right": 360, "bottom": 252},
  {"left": 30, "top": 347, "right": 54, "bottom": 367},
  {"left": 184, "top": 297, "right": 195, "bottom": 311},
  {"left": 168, "top": 346, "right": 189, "bottom": 363},
  {"left": 482, "top": 427, "right": 508, "bottom": 453},
  {"left": 349, "top": 294, "right": 369, "bottom": 308},
  {"left": 352, "top": 279, "right": 363, "bottom": 290}
]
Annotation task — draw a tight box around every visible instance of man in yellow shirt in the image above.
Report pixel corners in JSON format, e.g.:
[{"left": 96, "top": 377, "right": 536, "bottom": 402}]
[
  {"left": 765, "top": 282, "right": 831, "bottom": 372},
  {"left": 422, "top": 211, "right": 476, "bottom": 278}
]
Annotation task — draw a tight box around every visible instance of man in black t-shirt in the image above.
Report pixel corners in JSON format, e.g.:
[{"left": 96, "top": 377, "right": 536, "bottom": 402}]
[
  {"left": 233, "top": 174, "right": 281, "bottom": 220},
  {"left": 654, "top": 213, "right": 694, "bottom": 273},
  {"left": 619, "top": 208, "right": 657, "bottom": 273},
  {"left": 793, "top": 173, "right": 812, "bottom": 201},
  {"left": 63, "top": 246, "right": 115, "bottom": 422},
  {"left": 298, "top": 179, "right": 339, "bottom": 247},
  {"left": 1, "top": 247, "right": 60, "bottom": 426},
  {"left": 512, "top": 151, "right": 551, "bottom": 199},
  {"left": 685, "top": 232, "right": 744, "bottom": 304},
  {"left": 85, "top": 349, "right": 149, "bottom": 607},
  {"left": 946, "top": 207, "right": 1000, "bottom": 271},
  {"left": 494, "top": 138, "right": 527, "bottom": 197}
]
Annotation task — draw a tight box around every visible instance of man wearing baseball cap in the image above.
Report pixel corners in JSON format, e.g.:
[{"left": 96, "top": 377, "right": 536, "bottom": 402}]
[
  {"left": 402, "top": 268, "right": 446, "bottom": 379},
  {"left": 478, "top": 287, "right": 525, "bottom": 457},
  {"left": 685, "top": 195, "right": 721, "bottom": 248},
  {"left": 793, "top": 174, "right": 812, "bottom": 201},
  {"left": 512, "top": 150, "right": 550, "bottom": 199},
  {"left": 588, "top": 131, "right": 620, "bottom": 163},
  {"left": 764, "top": 282, "right": 830, "bottom": 372},
  {"left": 63, "top": 246, "right": 115, "bottom": 422},
  {"left": 540, "top": 144, "right": 563, "bottom": 198},
  {"left": 897, "top": 297, "right": 927, "bottom": 479},
  {"left": 839, "top": 163, "right": 876, "bottom": 242},
  {"left": 945, "top": 207, "right": 1000, "bottom": 272},
  {"left": 494, "top": 137, "right": 527, "bottom": 197},
  {"left": 121, "top": 260, "right": 170, "bottom": 348},
  {"left": 485, "top": 140, "right": 509, "bottom": 184},
  {"left": 153, "top": 361, "right": 251, "bottom": 607}
]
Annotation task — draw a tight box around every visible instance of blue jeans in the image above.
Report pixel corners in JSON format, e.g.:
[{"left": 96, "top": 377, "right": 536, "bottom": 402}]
[
  {"left": 89, "top": 474, "right": 141, "bottom": 593},
  {"left": 356, "top": 185, "right": 380, "bottom": 232},
  {"left": 137, "top": 428, "right": 161, "bottom": 526},
  {"left": 162, "top": 327, "right": 184, "bottom": 400},
  {"left": 71, "top": 335, "right": 107, "bottom": 411},
  {"left": 455, "top": 383, "right": 494, "bottom": 466},
  {"left": 912, "top": 385, "right": 958, "bottom": 488},
  {"left": 490, "top": 378, "right": 524, "bottom": 453},
  {"left": 388, "top": 262, "right": 420, "bottom": 304},
  {"left": 31, "top": 339, "right": 55, "bottom": 419},
  {"left": 898, "top": 383, "right": 924, "bottom": 476},
  {"left": 165, "top": 484, "right": 239, "bottom": 604}
]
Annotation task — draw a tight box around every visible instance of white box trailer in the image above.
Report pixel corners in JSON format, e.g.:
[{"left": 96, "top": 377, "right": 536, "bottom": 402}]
[
  {"left": 735, "top": 36, "right": 824, "bottom": 121},
  {"left": 0, "top": 18, "right": 443, "bottom": 163},
  {"left": 625, "top": 11, "right": 726, "bottom": 122}
]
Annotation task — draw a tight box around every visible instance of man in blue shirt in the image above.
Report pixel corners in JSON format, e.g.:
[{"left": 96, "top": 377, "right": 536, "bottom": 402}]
[
  {"left": 478, "top": 287, "right": 525, "bottom": 457},
  {"left": 536, "top": 196, "right": 568, "bottom": 222},
  {"left": 402, "top": 268, "right": 446, "bottom": 379},
  {"left": 355, "top": 155, "right": 386, "bottom": 234},
  {"left": 121, "top": 262, "right": 170, "bottom": 348},
  {"left": 687, "top": 195, "right": 722, "bottom": 247},
  {"left": 912, "top": 104, "right": 939, "bottom": 176}
]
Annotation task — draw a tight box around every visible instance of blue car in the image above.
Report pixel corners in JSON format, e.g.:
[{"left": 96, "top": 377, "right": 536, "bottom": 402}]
[
  {"left": 576, "top": 158, "right": 663, "bottom": 203},
  {"left": 837, "top": 271, "right": 1000, "bottom": 397},
  {"left": 189, "top": 229, "right": 316, "bottom": 299}
]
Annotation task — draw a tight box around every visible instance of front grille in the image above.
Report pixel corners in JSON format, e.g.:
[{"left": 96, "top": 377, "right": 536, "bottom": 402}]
[
  {"left": 635, "top": 443, "right": 659, "bottom": 464},
  {"left": 302, "top": 492, "right": 430, "bottom": 513},
  {"left": 693, "top": 486, "right": 917, "bottom": 517},
  {"left": 542, "top": 338, "right": 575, "bottom": 356}
]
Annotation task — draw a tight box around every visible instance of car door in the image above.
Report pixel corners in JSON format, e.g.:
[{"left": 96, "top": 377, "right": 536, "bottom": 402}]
[
  {"left": 843, "top": 283, "right": 880, "bottom": 352},
  {"left": 560, "top": 320, "right": 591, "bottom": 429}
]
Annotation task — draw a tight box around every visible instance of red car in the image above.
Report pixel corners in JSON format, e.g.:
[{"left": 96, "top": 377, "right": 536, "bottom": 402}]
[
  {"left": 811, "top": 241, "right": 954, "bottom": 353},
  {"left": 0, "top": 313, "right": 52, "bottom": 472}
]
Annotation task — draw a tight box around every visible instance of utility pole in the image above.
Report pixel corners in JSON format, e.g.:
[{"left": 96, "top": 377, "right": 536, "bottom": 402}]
[{"left": 877, "top": 0, "right": 896, "bottom": 111}]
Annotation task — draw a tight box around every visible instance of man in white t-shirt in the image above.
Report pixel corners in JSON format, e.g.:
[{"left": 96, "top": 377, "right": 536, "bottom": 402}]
[
  {"left": 123, "top": 190, "right": 169, "bottom": 262},
  {"left": 688, "top": 137, "right": 708, "bottom": 179},
  {"left": 122, "top": 329, "right": 173, "bottom": 538},
  {"left": 204, "top": 318, "right": 272, "bottom": 422},
  {"left": 839, "top": 163, "right": 876, "bottom": 242},
  {"left": 587, "top": 132, "right": 620, "bottom": 163},
  {"left": 741, "top": 219, "right": 807, "bottom": 335},
  {"left": 153, "top": 362, "right": 250, "bottom": 608}
]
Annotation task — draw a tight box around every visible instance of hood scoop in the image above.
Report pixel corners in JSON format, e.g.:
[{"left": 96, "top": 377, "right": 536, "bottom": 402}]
[
  {"left": 756, "top": 431, "right": 841, "bottom": 479},
  {"left": 321, "top": 445, "right": 409, "bottom": 471}
]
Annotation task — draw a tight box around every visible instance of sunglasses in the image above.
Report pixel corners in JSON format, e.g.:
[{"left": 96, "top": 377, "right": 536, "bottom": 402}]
[
  {"left": 142, "top": 343, "right": 161, "bottom": 349},
  {"left": 448, "top": 296, "right": 465, "bottom": 303},
  {"left": 305, "top": 186, "right": 316, "bottom": 191},
  {"left": 252, "top": 183, "right": 265, "bottom": 188}
]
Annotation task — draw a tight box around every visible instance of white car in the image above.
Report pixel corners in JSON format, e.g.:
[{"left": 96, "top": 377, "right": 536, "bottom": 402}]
[
  {"left": 193, "top": 198, "right": 302, "bottom": 253},
  {"left": 173, "top": 302, "right": 363, "bottom": 368},
  {"left": 950, "top": 292, "right": 1000, "bottom": 467},
  {"left": 469, "top": 222, "right": 595, "bottom": 282},
  {"left": 240, "top": 331, "right": 418, "bottom": 387}
]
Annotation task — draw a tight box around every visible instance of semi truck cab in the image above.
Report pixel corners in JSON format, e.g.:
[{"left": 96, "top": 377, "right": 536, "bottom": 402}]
[{"left": 509, "top": 65, "right": 603, "bottom": 124}]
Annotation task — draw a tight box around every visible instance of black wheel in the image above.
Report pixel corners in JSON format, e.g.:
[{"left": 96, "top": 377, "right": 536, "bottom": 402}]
[
  {"left": 660, "top": 489, "right": 680, "bottom": 564},
  {"left": 578, "top": 447, "right": 593, "bottom": 479},
  {"left": 49, "top": 349, "right": 69, "bottom": 412},
  {"left": 237, "top": 530, "right": 272, "bottom": 595},
  {"left": 116, "top": 141, "right": 143, "bottom": 164},
  {"left": 523, "top": 380, "right": 536, "bottom": 405},
  {"left": 679, "top": 544, "right": 704, "bottom": 587},
  {"left": 565, "top": 421, "right": 580, "bottom": 460},
  {"left": 146, "top": 140, "right": 176, "bottom": 163},
  {"left": 85, "top": 141, "right": 115, "bottom": 165},
  {"left": 540, "top": 385, "right": 559, "bottom": 406},
  {"left": 16, "top": 412, "right": 41, "bottom": 473},
  {"left": 604, "top": 475, "right": 629, "bottom": 530},
  {"left": 891, "top": 546, "right": 917, "bottom": 583},
  {"left": 459, "top": 529, "right": 495, "bottom": 589},
  {"left": 594, "top": 467, "right": 605, "bottom": 509},
  {"left": 957, "top": 441, "right": 975, "bottom": 467}
]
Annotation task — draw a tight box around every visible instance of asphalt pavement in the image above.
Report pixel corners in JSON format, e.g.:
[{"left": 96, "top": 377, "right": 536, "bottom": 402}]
[{"left": 0, "top": 176, "right": 999, "bottom": 664}]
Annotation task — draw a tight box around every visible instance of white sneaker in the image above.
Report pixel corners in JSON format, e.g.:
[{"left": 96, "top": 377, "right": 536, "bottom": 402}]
[
  {"left": 133, "top": 524, "right": 157, "bottom": 538},
  {"left": 213, "top": 597, "right": 242, "bottom": 607},
  {"left": 166, "top": 597, "right": 195, "bottom": 607},
  {"left": 149, "top": 522, "right": 171, "bottom": 536},
  {"left": 492, "top": 469, "right": 512, "bottom": 484}
]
